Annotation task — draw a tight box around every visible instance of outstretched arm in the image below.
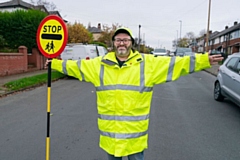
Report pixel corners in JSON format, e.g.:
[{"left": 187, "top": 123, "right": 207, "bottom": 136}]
[{"left": 150, "top": 53, "right": 223, "bottom": 85}]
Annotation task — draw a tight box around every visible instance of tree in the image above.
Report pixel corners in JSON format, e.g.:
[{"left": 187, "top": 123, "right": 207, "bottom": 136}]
[
  {"left": 178, "top": 37, "right": 189, "bottom": 47},
  {"left": 172, "top": 39, "right": 178, "bottom": 48},
  {"left": 67, "top": 22, "right": 93, "bottom": 44},
  {"left": 97, "top": 23, "right": 122, "bottom": 48},
  {"left": 199, "top": 29, "right": 206, "bottom": 37},
  {"left": 30, "top": 0, "right": 56, "bottom": 11},
  {"left": 185, "top": 32, "right": 195, "bottom": 40}
]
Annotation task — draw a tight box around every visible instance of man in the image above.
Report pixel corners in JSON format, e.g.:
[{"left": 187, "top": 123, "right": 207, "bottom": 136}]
[{"left": 46, "top": 27, "right": 222, "bottom": 160}]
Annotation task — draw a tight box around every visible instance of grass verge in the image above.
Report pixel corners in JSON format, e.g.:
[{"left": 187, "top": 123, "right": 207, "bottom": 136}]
[{"left": 3, "top": 71, "right": 66, "bottom": 91}]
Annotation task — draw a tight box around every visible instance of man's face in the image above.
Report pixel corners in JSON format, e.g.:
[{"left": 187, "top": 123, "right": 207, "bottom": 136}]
[{"left": 113, "top": 33, "right": 132, "bottom": 58}]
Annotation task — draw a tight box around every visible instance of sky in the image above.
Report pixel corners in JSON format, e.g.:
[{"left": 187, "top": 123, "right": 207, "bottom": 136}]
[{"left": 1, "top": 0, "right": 240, "bottom": 50}]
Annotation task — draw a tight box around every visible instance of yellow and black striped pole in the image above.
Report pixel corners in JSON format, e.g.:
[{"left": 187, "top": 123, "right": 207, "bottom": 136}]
[{"left": 46, "top": 58, "right": 52, "bottom": 160}]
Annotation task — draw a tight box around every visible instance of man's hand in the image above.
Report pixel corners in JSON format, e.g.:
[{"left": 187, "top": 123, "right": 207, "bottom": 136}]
[
  {"left": 44, "top": 59, "right": 52, "bottom": 69},
  {"left": 209, "top": 54, "right": 223, "bottom": 65}
]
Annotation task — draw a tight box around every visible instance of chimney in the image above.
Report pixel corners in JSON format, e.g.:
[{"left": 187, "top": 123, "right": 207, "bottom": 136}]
[
  {"left": 97, "top": 23, "right": 101, "bottom": 29},
  {"left": 88, "top": 22, "right": 91, "bottom": 29},
  {"left": 234, "top": 21, "right": 238, "bottom": 25},
  {"left": 225, "top": 26, "right": 228, "bottom": 29}
]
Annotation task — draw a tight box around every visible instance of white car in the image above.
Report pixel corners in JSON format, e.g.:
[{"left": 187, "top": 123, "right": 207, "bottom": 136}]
[
  {"left": 151, "top": 48, "right": 168, "bottom": 56},
  {"left": 60, "top": 44, "right": 107, "bottom": 60}
]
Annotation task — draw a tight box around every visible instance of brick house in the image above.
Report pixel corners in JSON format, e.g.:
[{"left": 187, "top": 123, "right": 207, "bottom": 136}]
[
  {"left": 88, "top": 23, "right": 102, "bottom": 41},
  {"left": 194, "top": 21, "right": 240, "bottom": 55},
  {"left": 207, "top": 21, "right": 240, "bottom": 54}
]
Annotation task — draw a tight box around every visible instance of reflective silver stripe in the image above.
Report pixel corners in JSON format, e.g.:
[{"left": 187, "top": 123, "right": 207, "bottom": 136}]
[
  {"left": 96, "top": 85, "right": 153, "bottom": 92},
  {"left": 102, "top": 59, "right": 117, "bottom": 66},
  {"left": 77, "top": 60, "right": 85, "bottom": 81},
  {"left": 100, "top": 65, "right": 104, "bottom": 86},
  {"left": 99, "top": 114, "right": 149, "bottom": 121},
  {"left": 100, "top": 130, "right": 148, "bottom": 139},
  {"left": 166, "top": 57, "right": 176, "bottom": 82},
  {"left": 140, "top": 54, "right": 145, "bottom": 93},
  {"left": 189, "top": 56, "right": 196, "bottom": 73},
  {"left": 62, "top": 60, "right": 67, "bottom": 75}
]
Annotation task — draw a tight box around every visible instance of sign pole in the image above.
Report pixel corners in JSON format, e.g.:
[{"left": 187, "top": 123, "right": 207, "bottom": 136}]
[
  {"left": 46, "top": 58, "right": 52, "bottom": 160},
  {"left": 36, "top": 15, "right": 68, "bottom": 160}
]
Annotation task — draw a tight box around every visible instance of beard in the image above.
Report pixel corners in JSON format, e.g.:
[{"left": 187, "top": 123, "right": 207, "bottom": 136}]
[{"left": 114, "top": 44, "right": 132, "bottom": 58}]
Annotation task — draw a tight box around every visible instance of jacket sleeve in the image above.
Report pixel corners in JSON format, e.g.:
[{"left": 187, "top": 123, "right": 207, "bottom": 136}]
[
  {"left": 150, "top": 53, "right": 211, "bottom": 85},
  {"left": 51, "top": 58, "right": 101, "bottom": 83}
]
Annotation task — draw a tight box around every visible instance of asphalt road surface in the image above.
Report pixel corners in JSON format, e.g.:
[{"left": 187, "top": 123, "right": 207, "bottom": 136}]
[{"left": 0, "top": 71, "right": 240, "bottom": 160}]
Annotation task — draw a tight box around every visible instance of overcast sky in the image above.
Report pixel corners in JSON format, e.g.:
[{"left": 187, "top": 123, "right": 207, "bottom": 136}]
[{"left": 1, "top": 0, "right": 240, "bottom": 50}]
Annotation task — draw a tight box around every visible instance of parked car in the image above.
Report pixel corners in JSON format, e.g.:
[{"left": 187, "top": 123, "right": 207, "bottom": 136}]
[
  {"left": 60, "top": 44, "right": 107, "bottom": 60},
  {"left": 210, "top": 49, "right": 223, "bottom": 55},
  {"left": 209, "top": 50, "right": 227, "bottom": 62},
  {"left": 151, "top": 48, "right": 168, "bottom": 56},
  {"left": 174, "top": 47, "right": 194, "bottom": 57},
  {"left": 184, "top": 52, "right": 195, "bottom": 56},
  {"left": 214, "top": 52, "right": 240, "bottom": 107}
]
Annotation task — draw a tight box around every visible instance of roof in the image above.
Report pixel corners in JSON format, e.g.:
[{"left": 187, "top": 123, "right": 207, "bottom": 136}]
[
  {"left": 209, "top": 31, "right": 220, "bottom": 39},
  {"left": 0, "top": 0, "right": 68, "bottom": 22},
  {"left": 0, "top": 0, "right": 33, "bottom": 9},
  {"left": 88, "top": 27, "right": 102, "bottom": 33},
  {"left": 49, "top": 10, "right": 68, "bottom": 23},
  {"left": 219, "top": 23, "right": 240, "bottom": 36},
  {"left": 210, "top": 22, "right": 240, "bottom": 40}
]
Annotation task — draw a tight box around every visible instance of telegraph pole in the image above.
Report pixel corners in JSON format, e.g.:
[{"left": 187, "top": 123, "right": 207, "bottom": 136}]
[{"left": 206, "top": 0, "right": 211, "bottom": 52}]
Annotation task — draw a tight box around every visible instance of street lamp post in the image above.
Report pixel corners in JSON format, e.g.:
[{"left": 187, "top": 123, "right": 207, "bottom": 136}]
[
  {"left": 179, "top": 20, "right": 182, "bottom": 40},
  {"left": 176, "top": 30, "right": 178, "bottom": 47},
  {"left": 138, "top": 24, "right": 141, "bottom": 51}
]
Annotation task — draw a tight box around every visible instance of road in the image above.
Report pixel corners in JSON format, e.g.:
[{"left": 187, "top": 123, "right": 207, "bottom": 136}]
[{"left": 0, "top": 71, "right": 240, "bottom": 160}]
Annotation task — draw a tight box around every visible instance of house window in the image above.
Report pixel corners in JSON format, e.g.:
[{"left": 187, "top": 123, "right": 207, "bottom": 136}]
[
  {"left": 233, "top": 30, "right": 239, "bottom": 39},
  {"left": 235, "top": 30, "right": 240, "bottom": 38},
  {"left": 220, "top": 36, "right": 224, "bottom": 43},
  {"left": 214, "top": 38, "right": 219, "bottom": 44},
  {"left": 229, "top": 30, "right": 239, "bottom": 40},
  {"left": 224, "top": 35, "right": 228, "bottom": 41}
]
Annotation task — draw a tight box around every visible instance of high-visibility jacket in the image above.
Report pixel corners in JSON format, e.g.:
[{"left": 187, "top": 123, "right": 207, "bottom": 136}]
[{"left": 51, "top": 50, "right": 211, "bottom": 157}]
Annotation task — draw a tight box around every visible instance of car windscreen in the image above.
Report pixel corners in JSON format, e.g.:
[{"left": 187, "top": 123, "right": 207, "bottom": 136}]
[
  {"left": 177, "top": 48, "right": 192, "bottom": 53},
  {"left": 154, "top": 49, "right": 166, "bottom": 52}
]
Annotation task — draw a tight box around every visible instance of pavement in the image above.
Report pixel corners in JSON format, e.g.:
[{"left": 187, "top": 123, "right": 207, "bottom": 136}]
[{"left": 0, "top": 65, "right": 220, "bottom": 97}]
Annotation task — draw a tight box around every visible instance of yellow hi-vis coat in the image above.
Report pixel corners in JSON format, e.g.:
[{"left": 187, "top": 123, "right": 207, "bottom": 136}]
[{"left": 51, "top": 50, "right": 211, "bottom": 157}]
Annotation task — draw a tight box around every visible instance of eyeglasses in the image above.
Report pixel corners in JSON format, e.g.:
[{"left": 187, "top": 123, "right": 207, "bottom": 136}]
[{"left": 114, "top": 38, "right": 132, "bottom": 44}]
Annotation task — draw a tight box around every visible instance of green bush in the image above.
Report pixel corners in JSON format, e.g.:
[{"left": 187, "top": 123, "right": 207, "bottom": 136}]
[
  {"left": 0, "top": 9, "right": 47, "bottom": 52},
  {"left": 0, "top": 35, "right": 6, "bottom": 48}
]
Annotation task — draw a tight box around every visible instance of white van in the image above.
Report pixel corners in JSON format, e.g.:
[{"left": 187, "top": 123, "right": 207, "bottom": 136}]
[{"left": 60, "top": 44, "right": 108, "bottom": 60}]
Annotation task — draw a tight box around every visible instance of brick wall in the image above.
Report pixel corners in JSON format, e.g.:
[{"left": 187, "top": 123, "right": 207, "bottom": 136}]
[
  {"left": 0, "top": 46, "right": 28, "bottom": 76},
  {"left": 0, "top": 46, "right": 47, "bottom": 77},
  {"left": 28, "top": 48, "right": 47, "bottom": 70}
]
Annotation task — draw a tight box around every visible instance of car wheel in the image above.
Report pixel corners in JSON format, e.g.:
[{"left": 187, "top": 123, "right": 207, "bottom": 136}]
[{"left": 214, "top": 81, "right": 224, "bottom": 101}]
